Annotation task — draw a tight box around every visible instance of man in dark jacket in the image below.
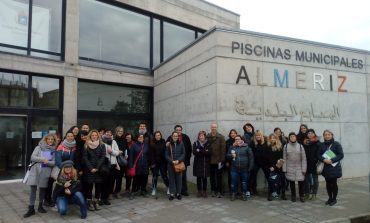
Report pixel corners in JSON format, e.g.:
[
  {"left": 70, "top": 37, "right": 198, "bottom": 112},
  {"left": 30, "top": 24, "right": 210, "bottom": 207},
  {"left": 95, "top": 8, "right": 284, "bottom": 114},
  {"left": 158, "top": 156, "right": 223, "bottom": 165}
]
[
  {"left": 207, "top": 123, "right": 226, "bottom": 198},
  {"left": 167, "top": 125, "right": 192, "bottom": 196}
]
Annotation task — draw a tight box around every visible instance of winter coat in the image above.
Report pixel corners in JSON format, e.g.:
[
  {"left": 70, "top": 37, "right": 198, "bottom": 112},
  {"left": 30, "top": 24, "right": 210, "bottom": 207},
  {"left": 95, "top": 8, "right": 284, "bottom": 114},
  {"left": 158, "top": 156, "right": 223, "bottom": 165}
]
[
  {"left": 207, "top": 133, "right": 226, "bottom": 164},
  {"left": 55, "top": 141, "right": 76, "bottom": 168},
  {"left": 243, "top": 132, "right": 255, "bottom": 145},
  {"left": 251, "top": 141, "right": 273, "bottom": 169},
  {"left": 303, "top": 138, "right": 320, "bottom": 174},
  {"left": 318, "top": 139, "right": 344, "bottom": 179},
  {"left": 192, "top": 141, "right": 211, "bottom": 177},
  {"left": 283, "top": 142, "right": 307, "bottom": 181},
  {"left": 74, "top": 140, "right": 85, "bottom": 172},
  {"left": 105, "top": 140, "right": 120, "bottom": 170},
  {"left": 26, "top": 141, "right": 56, "bottom": 188},
  {"left": 165, "top": 141, "right": 185, "bottom": 164},
  {"left": 226, "top": 138, "right": 235, "bottom": 152},
  {"left": 128, "top": 142, "right": 150, "bottom": 175},
  {"left": 226, "top": 143, "right": 254, "bottom": 172},
  {"left": 82, "top": 143, "right": 106, "bottom": 183},
  {"left": 166, "top": 134, "right": 192, "bottom": 166},
  {"left": 270, "top": 148, "right": 284, "bottom": 172},
  {"left": 149, "top": 139, "right": 167, "bottom": 165},
  {"left": 52, "top": 174, "right": 82, "bottom": 202}
]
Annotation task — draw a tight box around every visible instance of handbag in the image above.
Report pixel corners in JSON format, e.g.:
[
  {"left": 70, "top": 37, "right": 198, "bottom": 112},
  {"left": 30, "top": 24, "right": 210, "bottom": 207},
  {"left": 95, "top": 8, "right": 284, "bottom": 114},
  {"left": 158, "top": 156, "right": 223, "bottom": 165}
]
[
  {"left": 126, "top": 144, "right": 144, "bottom": 177},
  {"left": 117, "top": 154, "right": 128, "bottom": 168},
  {"left": 22, "top": 162, "right": 36, "bottom": 184},
  {"left": 51, "top": 166, "right": 60, "bottom": 180},
  {"left": 170, "top": 144, "right": 186, "bottom": 173},
  {"left": 99, "top": 157, "right": 111, "bottom": 176},
  {"left": 316, "top": 161, "right": 324, "bottom": 175}
]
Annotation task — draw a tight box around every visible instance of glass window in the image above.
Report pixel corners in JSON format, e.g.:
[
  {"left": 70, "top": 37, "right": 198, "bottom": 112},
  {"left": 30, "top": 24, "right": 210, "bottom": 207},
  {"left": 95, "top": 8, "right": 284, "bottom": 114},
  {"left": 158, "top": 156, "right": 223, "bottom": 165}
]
[
  {"left": 153, "top": 19, "right": 161, "bottom": 67},
  {"left": 78, "top": 81, "right": 151, "bottom": 113},
  {"left": 163, "top": 22, "right": 195, "bottom": 60},
  {"left": 0, "top": 72, "right": 29, "bottom": 107},
  {"left": 79, "top": 0, "right": 150, "bottom": 68},
  {"left": 32, "top": 76, "right": 59, "bottom": 108},
  {"left": 31, "top": 0, "right": 63, "bottom": 53},
  {"left": 31, "top": 116, "right": 59, "bottom": 151}
]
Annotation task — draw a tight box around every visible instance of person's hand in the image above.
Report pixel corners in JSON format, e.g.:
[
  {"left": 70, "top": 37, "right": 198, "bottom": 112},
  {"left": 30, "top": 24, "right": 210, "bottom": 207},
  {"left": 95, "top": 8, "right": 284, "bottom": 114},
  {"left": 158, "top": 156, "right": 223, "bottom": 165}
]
[
  {"left": 125, "top": 155, "right": 128, "bottom": 159},
  {"left": 232, "top": 153, "right": 236, "bottom": 158},
  {"left": 91, "top": 168, "right": 98, "bottom": 173},
  {"left": 65, "top": 188, "right": 71, "bottom": 195},
  {"left": 64, "top": 180, "right": 72, "bottom": 188},
  {"left": 107, "top": 147, "right": 113, "bottom": 154},
  {"left": 119, "top": 150, "right": 123, "bottom": 154},
  {"left": 196, "top": 149, "right": 200, "bottom": 152},
  {"left": 43, "top": 159, "right": 49, "bottom": 164},
  {"left": 166, "top": 142, "right": 170, "bottom": 147},
  {"left": 78, "top": 171, "right": 83, "bottom": 176},
  {"left": 324, "top": 159, "right": 332, "bottom": 164},
  {"left": 173, "top": 160, "right": 179, "bottom": 165},
  {"left": 270, "top": 167, "right": 274, "bottom": 171}
]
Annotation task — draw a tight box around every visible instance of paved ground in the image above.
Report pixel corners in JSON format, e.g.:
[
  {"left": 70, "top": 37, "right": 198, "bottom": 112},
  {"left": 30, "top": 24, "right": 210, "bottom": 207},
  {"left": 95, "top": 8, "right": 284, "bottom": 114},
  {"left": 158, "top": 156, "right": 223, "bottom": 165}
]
[{"left": 0, "top": 177, "right": 369, "bottom": 223}]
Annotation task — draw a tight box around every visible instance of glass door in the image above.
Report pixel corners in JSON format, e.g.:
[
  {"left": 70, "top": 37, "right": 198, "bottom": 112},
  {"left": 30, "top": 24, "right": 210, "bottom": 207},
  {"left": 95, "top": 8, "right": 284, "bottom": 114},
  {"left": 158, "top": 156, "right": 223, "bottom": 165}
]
[{"left": 0, "top": 115, "right": 27, "bottom": 180}]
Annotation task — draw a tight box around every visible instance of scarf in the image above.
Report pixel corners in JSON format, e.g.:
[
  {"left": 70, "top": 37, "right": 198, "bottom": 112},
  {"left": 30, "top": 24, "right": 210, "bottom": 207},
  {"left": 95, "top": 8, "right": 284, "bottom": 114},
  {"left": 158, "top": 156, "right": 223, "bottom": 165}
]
[
  {"left": 86, "top": 140, "right": 100, "bottom": 149},
  {"left": 102, "top": 135, "right": 113, "bottom": 145},
  {"left": 62, "top": 139, "right": 76, "bottom": 148},
  {"left": 38, "top": 141, "right": 55, "bottom": 151}
]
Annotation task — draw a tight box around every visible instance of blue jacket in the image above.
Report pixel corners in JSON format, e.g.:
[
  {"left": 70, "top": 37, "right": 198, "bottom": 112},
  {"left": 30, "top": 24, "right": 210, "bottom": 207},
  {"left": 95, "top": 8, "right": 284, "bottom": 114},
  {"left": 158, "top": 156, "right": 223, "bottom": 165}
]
[
  {"left": 318, "top": 139, "right": 344, "bottom": 179},
  {"left": 227, "top": 143, "right": 254, "bottom": 172}
]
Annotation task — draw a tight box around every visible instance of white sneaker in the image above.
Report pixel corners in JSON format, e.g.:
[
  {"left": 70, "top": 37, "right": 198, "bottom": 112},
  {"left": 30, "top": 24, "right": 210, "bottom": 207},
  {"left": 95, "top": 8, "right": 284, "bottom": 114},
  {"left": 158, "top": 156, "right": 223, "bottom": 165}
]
[
  {"left": 151, "top": 189, "right": 156, "bottom": 196},
  {"left": 272, "top": 192, "right": 278, "bottom": 198},
  {"left": 246, "top": 191, "right": 251, "bottom": 197},
  {"left": 167, "top": 187, "right": 170, "bottom": 195}
]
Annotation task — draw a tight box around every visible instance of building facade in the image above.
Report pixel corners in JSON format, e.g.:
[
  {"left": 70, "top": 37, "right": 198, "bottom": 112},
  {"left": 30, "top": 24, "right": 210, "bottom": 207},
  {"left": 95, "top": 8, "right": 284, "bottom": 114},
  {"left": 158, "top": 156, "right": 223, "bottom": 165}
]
[{"left": 0, "top": 0, "right": 239, "bottom": 180}]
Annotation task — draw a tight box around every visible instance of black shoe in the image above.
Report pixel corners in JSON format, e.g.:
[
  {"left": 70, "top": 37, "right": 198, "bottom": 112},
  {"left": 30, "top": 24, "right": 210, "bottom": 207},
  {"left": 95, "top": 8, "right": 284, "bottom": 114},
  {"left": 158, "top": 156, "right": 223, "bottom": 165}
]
[
  {"left": 43, "top": 200, "right": 54, "bottom": 207},
  {"left": 267, "top": 196, "right": 273, "bottom": 201},
  {"left": 102, "top": 199, "right": 111, "bottom": 205},
  {"left": 98, "top": 200, "right": 104, "bottom": 206},
  {"left": 177, "top": 194, "right": 182, "bottom": 200},
  {"left": 37, "top": 203, "right": 47, "bottom": 213},
  {"left": 23, "top": 206, "right": 35, "bottom": 218},
  {"left": 299, "top": 197, "right": 305, "bottom": 203},
  {"left": 112, "top": 193, "right": 119, "bottom": 199},
  {"left": 281, "top": 194, "right": 287, "bottom": 200},
  {"left": 325, "top": 198, "right": 333, "bottom": 205},
  {"left": 291, "top": 197, "right": 296, "bottom": 202},
  {"left": 169, "top": 194, "right": 174, "bottom": 201},
  {"left": 329, "top": 199, "right": 337, "bottom": 206},
  {"left": 181, "top": 192, "right": 189, "bottom": 196}
]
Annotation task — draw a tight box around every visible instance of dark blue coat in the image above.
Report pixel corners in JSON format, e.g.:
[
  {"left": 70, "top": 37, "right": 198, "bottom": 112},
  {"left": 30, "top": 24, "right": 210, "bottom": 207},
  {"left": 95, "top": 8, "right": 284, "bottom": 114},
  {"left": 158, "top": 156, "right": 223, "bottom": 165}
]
[
  {"left": 318, "top": 139, "right": 344, "bottom": 179},
  {"left": 226, "top": 143, "right": 254, "bottom": 172},
  {"left": 129, "top": 142, "right": 149, "bottom": 175}
]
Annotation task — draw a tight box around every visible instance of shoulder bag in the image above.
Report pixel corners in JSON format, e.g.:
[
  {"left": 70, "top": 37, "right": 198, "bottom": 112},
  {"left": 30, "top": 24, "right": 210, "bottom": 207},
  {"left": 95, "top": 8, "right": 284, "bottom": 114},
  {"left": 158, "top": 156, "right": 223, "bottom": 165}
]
[
  {"left": 126, "top": 144, "right": 144, "bottom": 177},
  {"left": 170, "top": 144, "right": 186, "bottom": 173},
  {"left": 316, "top": 144, "right": 332, "bottom": 175},
  {"left": 22, "top": 162, "right": 37, "bottom": 184}
]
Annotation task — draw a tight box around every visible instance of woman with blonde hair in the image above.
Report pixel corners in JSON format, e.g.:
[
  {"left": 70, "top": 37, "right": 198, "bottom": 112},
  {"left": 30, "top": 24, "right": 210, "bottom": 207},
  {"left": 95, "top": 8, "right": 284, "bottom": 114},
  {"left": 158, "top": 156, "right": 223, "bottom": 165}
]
[
  {"left": 82, "top": 130, "right": 106, "bottom": 211},
  {"left": 24, "top": 134, "right": 57, "bottom": 218}
]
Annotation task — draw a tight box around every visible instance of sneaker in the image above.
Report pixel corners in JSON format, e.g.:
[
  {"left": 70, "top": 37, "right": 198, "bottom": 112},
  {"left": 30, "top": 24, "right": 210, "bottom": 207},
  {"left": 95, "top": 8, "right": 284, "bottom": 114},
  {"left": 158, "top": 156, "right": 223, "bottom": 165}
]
[
  {"left": 325, "top": 198, "right": 332, "bottom": 205},
  {"left": 166, "top": 187, "right": 170, "bottom": 195},
  {"left": 272, "top": 192, "right": 278, "bottom": 198},
  {"left": 230, "top": 193, "right": 236, "bottom": 201},
  {"left": 151, "top": 189, "right": 156, "bottom": 196},
  {"left": 169, "top": 194, "right": 174, "bottom": 201},
  {"left": 177, "top": 194, "right": 182, "bottom": 200},
  {"left": 329, "top": 199, "right": 337, "bottom": 206},
  {"left": 246, "top": 191, "right": 251, "bottom": 198},
  {"left": 267, "top": 196, "right": 272, "bottom": 201},
  {"left": 217, "top": 192, "right": 223, "bottom": 198},
  {"left": 242, "top": 194, "right": 247, "bottom": 201}
]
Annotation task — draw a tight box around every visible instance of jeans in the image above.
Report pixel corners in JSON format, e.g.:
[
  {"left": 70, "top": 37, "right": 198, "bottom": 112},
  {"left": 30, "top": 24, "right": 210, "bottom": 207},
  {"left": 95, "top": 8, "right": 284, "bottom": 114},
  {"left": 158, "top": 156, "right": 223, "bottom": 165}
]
[
  {"left": 304, "top": 173, "right": 319, "bottom": 194},
  {"left": 230, "top": 170, "right": 248, "bottom": 194},
  {"left": 56, "top": 192, "right": 87, "bottom": 217}
]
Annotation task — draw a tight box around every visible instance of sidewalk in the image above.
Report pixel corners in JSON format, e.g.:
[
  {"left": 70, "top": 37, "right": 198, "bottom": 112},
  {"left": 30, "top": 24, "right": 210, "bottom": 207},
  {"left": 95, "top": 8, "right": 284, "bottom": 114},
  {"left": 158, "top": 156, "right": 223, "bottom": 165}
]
[{"left": 0, "top": 177, "right": 369, "bottom": 223}]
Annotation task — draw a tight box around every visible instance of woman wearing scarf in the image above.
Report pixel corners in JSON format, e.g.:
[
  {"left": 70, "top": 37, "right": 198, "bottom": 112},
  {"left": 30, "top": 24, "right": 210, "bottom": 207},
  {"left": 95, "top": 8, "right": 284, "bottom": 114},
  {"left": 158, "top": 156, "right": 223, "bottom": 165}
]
[
  {"left": 24, "top": 134, "right": 57, "bottom": 218},
  {"left": 193, "top": 131, "right": 211, "bottom": 198},
  {"left": 56, "top": 131, "right": 77, "bottom": 168},
  {"left": 53, "top": 160, "right": 87, "bottom": 219},
  {"left": 82, "top": 130, "right": 106, "bottom": 211}
]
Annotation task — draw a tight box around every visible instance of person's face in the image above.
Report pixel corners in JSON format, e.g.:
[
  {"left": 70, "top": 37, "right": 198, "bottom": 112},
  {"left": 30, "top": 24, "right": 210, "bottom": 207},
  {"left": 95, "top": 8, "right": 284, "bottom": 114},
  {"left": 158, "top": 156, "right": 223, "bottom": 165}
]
[
  {"left": 175, "top": 127, "right": 182, "bottom": 136},
  {"left": 307, "top": 132, "right": 315, "bottom": 139},
  {"left": 235, "top": 137, "right": 242, "bottom": 146},
  {"left": 274, "top": 129, "right": 281, "bottom": 136},
  {"left": 172, "top": 133, "right": 179, "bottom": 141},
  {"left": 81, "top": 125, "right": 89, "bottom": 132},
  {"left": 155, "top": 132, "right": 161, "bottom": 141},
  {"left": 72, "top": 127, "right": 79, "bottom": 136},
  {"left": 246, "top": 126, "right": 253, "bottom": 133},
  {"left": 138, "top": 135, "right": 144, "bottom": 143},
  {"left": 289, "top": 135, "right": 297, "bottom": 143},
  {"left": 91, "top": 132, "right": 99, "bottom": 141},
  {"left": 66, "top": 133, "right": 75, "bottom": 142},
  {"left": 323, "top": 131, "right": 333, "bottom": 141},
  {"left": 64, "top": 167, "right": 72, "bottom": 174},
  {"left": 46, "top": 137, "right": 55, "bottom": 146},
  {"left": 270, "top": 136, "right": 276, "bottom": 144},
  {"left": 126, "top": 134, "right": 132, "bottom": 142},
  {"left": 99, "top": 131, "right": 104, "bottom": 136},
  {"left": 105, "top": 131, "right": 113, "bottom": 139},
  {"left": 81, "top": 134, "right": 87, "bottom": 141},
  {"left": 230, "top": 131, "right": 237, "bottom": 139},
  {"left": 116, "top": 128, "right": 124, "bottom": 137},
  {"left": 211, "top": 124, "right": 217, "bottom": 134},
  {"left": 255, "top": 134, "right": 262, "bottom": 141},
  {"left": 300, "top": 126, "right": 307, "bottom": 133},
  {"left": 139, "top": 124, "right": 146, "bottom": 131},
  {"left": 198, "top": 134, "right": 205, "bottom": 141}
]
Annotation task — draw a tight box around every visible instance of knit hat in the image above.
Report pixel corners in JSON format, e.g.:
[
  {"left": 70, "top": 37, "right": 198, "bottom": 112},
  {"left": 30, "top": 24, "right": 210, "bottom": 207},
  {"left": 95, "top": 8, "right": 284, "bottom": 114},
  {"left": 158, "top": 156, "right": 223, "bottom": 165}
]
[{"left": 61, "top": 160, "right": 74, "bottom": 169}]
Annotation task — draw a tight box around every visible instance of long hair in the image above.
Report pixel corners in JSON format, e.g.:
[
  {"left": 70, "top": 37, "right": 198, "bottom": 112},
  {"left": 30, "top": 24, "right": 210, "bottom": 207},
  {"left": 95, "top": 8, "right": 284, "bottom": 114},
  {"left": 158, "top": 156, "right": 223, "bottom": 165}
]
[
  {"left": 169, "top": 131, "right": 179, "bottom": 145},
  {"left": 268, "top": 134, "right": 282, "bottom": 151},
  {"left": 253, "top": 130, "right": 265, "bottom": 145},
  {"left": 84, "top": 129, "right": 102, "bottom": 149},
  {"left": 40, "top": 133, "right": 58, "bottom": 146},
  {"left": 114, "top": 126, "right": 124, "bottom": 138}
]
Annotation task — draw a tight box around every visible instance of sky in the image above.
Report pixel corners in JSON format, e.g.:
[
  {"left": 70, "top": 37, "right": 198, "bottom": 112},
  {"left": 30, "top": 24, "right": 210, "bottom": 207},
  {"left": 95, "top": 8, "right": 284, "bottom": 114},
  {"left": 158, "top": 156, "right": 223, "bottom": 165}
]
[{"left": 205, "top": 0, "right": 370, "bottom": 51}]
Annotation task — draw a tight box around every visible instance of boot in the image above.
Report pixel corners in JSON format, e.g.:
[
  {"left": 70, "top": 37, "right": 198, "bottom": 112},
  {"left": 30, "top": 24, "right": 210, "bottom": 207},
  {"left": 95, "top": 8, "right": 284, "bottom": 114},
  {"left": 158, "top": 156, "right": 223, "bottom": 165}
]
[
  {"left": 267, "top": 195, "right": 273, "bottom": 201},
  {"left": 203, "top": 190, "right": 208, "bottom": 198},
  {"left": 311, "top": 194, "right": 316, "bottom": 201},
  {"left": 23, "top": 205, "right": 35, "bottom": 218},
  {"left": 230, "top": 193, "right": 236, "bottom": 201},
  {"left": 197, "top": 191, "right": 202, "bottom": 198},
  {"left": 93, "top": 199, "right": 101, "bottom": 211},
  {"left": 291, "top": 196, "right": 296, "bottom": 202},
  {"left": 37, "top": 202, "right": 47, "bottom": 213},
  {"left": 308, "top": 194, "right": 313, "bottom": 200},
  {"left": 281, "top": 193, "right": 287, "bottom": 200},
  {"left": 299, "top": 197, "right": 305, "bottom": 203},
  {"left": 87, "top": 199, "right": 95, "bottom": 211}
]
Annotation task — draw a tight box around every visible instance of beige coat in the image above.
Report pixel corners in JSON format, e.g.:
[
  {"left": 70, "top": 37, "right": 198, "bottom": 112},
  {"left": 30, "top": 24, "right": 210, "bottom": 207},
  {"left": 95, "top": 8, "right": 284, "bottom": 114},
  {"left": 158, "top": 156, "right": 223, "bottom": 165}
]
[{"left": 283, "top": 142, "right": 307, "bottom": 181}]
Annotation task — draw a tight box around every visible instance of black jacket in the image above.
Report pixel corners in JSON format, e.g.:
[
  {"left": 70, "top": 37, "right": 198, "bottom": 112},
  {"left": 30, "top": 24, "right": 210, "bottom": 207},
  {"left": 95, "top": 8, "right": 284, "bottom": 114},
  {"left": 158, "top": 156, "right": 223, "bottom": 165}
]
[
  {"left": 303, "top": 138, "right": 320, "bottom": 174},
  {"left": 52, "top": 179, "right": 82, "bottom": 202},
  {"left": 149, "top": 139, "right": 167, "bottom": 165},
  {"left": 192, "top": 141, "right": 211, "bottom": 177},
  {"left": 82, "top": 144, "right": 106, "bottom": 183},
  {"left": 318, "top": 139, "right": 344, "bottom": 179},
  {"left": 251, "top": 141, "right": 273, "bottom": 169}
]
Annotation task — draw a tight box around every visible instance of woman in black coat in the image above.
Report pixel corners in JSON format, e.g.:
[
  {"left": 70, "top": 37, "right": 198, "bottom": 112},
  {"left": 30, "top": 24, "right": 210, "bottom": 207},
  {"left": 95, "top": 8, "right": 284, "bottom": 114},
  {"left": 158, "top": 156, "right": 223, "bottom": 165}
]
[
  {"left": 149, "top": 131, "right": 169, "bottom": 196},
  {"left": 318, "top": 130, "right": 344, "bottom": 206},
  {"left": 193, "top": 131, "right": 211, "bottom": 198},
  {"left": 303, "top": 129, "right": 320, "bottom": 200}
]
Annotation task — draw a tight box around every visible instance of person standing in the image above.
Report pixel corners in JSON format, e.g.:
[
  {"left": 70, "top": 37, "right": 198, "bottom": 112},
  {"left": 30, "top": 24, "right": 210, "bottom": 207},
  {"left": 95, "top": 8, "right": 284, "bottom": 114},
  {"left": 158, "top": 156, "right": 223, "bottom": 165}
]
[
  {"left": 165, "top": 132, "right": 185, "bottom": 200},
  {"left": 23, "top": 134, "right": 57, "bottom": 218},
  {"left": 82, "top": 130, "right": 106, "bottom": 211},
  {"left": 225, "top": 129, "right": 238, "bottom": 193},
  {"left": 193, "top": 131, "right": 211, "bottom": 198},
  {"left": 207, "top": 123, "right": 226, "bottom": 198},
  {"left": 302, "top": 129, "right": 320, "bottom": 200},
  {"left": 297, "top": 124, "right": 308, "bottom": 145},
  {"left": 113, "top": 126, "right": 126, "bottom": 198},
  {"left": 124, "top": 133, "right": 135, "bottom": 197},
  {"left": 149, "top": 131, "right": 169, "bottom": 196},
  {"left": 243, "top": 123, "right": 255, "bottom": 145},
  {"left": 283, "top": 132, "right": 307, "bottom": 202},
  {"left": 226, "top": 135, "right": 254, "bottom": 201},
  {"left": 318, "top": 130, "right": 344, "bottom": 206}
]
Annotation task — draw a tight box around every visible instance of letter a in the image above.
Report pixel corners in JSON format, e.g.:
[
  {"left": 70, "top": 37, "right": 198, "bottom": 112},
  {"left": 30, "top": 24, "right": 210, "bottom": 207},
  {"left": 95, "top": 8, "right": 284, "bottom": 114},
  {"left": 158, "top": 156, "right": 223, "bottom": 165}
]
[{"left": 236, "top": 65, "right": 251, "bottom": 84}]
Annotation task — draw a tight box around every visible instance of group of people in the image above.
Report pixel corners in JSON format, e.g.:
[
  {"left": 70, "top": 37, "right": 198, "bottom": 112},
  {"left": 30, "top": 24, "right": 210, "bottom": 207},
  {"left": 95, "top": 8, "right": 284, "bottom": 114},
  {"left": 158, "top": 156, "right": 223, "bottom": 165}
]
[{"left": 22, "top": 122, "right": 344, "bottom": 219}]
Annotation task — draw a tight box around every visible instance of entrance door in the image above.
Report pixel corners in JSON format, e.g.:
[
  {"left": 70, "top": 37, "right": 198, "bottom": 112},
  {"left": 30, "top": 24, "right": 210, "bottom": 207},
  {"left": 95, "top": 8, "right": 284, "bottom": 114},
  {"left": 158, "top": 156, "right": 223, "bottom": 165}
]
[{"left": 0, "top": 115, "right": 27, "bottom": 180}]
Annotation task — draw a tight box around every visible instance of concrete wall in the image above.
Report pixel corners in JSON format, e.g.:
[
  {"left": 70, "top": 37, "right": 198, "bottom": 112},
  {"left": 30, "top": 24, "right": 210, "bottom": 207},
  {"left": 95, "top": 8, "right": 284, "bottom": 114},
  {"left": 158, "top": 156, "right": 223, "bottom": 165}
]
[{"left": 154, "top": 27, "right": 370, "bottom": 178}]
